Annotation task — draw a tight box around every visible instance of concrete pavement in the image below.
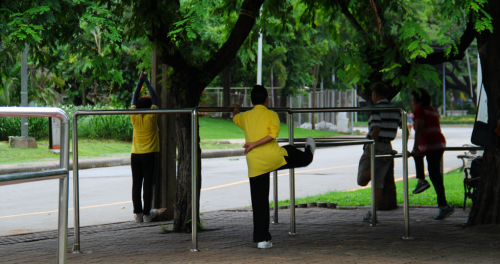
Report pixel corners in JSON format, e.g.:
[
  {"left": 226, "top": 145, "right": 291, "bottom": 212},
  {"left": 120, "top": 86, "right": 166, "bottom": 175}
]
[{"left": 1, "top": 207, "right": 499, "bottom": 263}]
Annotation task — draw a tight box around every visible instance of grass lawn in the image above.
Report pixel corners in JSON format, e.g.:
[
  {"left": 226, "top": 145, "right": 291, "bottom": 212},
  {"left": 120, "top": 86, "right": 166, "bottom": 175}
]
[
  {"left": 271, "top": 168, "right": 470, "bottom": 207},
  {"left": 0, "top": 139, "right": 132, "bottom": 166},
  {"left": 199, "top": 117, "right": 343, "bottom": 139},
  {"left": 1, "top": 117, "right": 344, "bottom": 167}
]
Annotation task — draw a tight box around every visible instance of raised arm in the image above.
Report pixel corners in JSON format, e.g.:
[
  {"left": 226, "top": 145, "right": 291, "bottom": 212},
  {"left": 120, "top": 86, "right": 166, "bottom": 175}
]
[
  {"left": 131, "top": 73, "right": 145, "bottom": 107},
  {"left": 142, "top": 73, "right": 159, "bottom": 107}
]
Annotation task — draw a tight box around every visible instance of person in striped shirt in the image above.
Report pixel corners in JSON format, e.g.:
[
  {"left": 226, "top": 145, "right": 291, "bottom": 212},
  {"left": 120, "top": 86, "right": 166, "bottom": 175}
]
[
  {"left": 410, "top": 88, "right": 454, "bottom": 220},
  {"left": 357, "top": 83, "right": 402, "bottom": 223}
]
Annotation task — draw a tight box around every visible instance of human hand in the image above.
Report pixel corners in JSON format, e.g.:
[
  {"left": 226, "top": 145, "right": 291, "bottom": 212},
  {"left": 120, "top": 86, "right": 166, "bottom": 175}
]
[
  {"left": 231, "top": 104, "right": 241, "bottom": 112},
  {"left": 243, "top": 142, "right": 256, "bottom": 154}
]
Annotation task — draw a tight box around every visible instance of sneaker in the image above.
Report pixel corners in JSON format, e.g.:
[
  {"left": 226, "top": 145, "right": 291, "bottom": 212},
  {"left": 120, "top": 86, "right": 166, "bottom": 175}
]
[
  {"left": 305, "top": 136, "right": 316, "bottom": 155},
  {"left": 143, "top": 209, "right": 158, "bottom": 223},
  {"left": 412, "top": 180, "right": 431, "bottom": 194},
  {"left": 361, "top": 210, "right": 378, "bottom": 223},
  {"left": 434, "top": 205, "right": 455, "bottom": 220},
  {"left": 257, "top": 240, "right": 273, "bottom": 249},
  {"left": 134, "top": 213, "right": 143, "bottom": 223}
]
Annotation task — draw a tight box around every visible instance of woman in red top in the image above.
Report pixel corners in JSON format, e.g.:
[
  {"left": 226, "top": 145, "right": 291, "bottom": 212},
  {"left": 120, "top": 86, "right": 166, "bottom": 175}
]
[{"left": 411, "top": 88, "right": 454, "bottom": 220}]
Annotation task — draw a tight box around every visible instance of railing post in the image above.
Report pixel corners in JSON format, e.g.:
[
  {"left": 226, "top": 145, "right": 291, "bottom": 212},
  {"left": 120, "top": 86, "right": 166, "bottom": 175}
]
[
  {"left": 191, "top": 107, "right": 200, "bottom": 252},
  {"left": 402, "top": 111, "right": 411, "bottom": 239},
  {"left": 57, "top": 121, "right": 70, "bottom": 264},
  {"left": 72, "top": 114, "right": 82, "bottom": 253},
  {"left": 288, "top": 112, "right": 296, "bottom": 235},
  {"left": 272, "top": 170, "right": 278, "bottom": 223},
  {"left": 370, "top": 141, "right": 377, "bottom": 226}
]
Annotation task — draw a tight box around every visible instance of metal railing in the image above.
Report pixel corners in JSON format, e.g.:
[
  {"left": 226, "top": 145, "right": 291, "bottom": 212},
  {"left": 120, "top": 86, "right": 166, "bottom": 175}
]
[
  {"left": 70, "top": 106, "right": 409, "bottom": 253},
  {"left": 287, "top": 107, "right": 409, "bottom": 237},
  {"left": 0, "top": 107, "right": 70, "bottom": 264},
  {"left": 71, "top": 108, "right": 195, "bottom": 253}
]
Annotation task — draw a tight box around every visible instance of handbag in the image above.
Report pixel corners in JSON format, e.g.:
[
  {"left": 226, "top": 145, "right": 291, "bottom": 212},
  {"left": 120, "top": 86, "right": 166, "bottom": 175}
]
[{"left": 471, "top": 83, "right": 495, "bottom": 147}]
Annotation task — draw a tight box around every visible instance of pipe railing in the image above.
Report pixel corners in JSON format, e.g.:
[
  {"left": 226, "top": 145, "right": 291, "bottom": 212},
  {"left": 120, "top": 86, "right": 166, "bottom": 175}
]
[
  {"left": 0, "top": 107, "right": 70, "bottom": 264},
  {"left": 71, "top": 108, "right": 195, "bottom": 253},
  {"left": 288, "top": 107, "right": 410, "bottom": 238}
]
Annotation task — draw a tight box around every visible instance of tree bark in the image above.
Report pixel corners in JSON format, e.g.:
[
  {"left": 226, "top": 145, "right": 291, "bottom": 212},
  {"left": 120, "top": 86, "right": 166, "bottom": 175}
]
[
  {"left": 151, "top": 48, "right": 176, "bottom": 220},
  {"left": 467, "top": 2, "right": 500, "bottom": 226},
  {"left": 311, "top": 63, "right": 320, "bottom": 130},
  {"left": 222, "top": 67, "right": 231, "bottom": 118}
]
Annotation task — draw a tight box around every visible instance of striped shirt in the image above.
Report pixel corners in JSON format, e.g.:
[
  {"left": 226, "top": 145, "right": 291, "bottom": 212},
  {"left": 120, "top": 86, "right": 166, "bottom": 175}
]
[
  {"left": 413, "top": 106, "right": 446, "bottom": 152},
  {"left": 367, "top": 99, "right": 402, "bottom": 142}
]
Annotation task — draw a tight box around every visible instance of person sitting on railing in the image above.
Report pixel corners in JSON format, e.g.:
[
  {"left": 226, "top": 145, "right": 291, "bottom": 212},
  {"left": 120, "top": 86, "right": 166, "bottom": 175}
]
[
  {"left": 357, "top": 83, "right": 402, "bottom": 223},
  {"left": 129, "top": 71, "right": 159, "bottom": 223},
  {"left": 231, "top": 85, "right": 315, "bottom": 249},
  {"left": 410, "top": 88, "right": 454, "bottom": 220}
]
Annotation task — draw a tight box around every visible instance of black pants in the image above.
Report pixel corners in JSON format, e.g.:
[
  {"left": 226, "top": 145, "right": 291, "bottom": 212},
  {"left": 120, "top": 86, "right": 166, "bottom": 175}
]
[
  {"left": 131, "top": 152, "right": 158, "bottom": 215},
  {"left": 249, "top": 145, "right": 313, "bottom": 243},
  {"left": 413, "top": 149, "right": 447, "bottom": 207}
]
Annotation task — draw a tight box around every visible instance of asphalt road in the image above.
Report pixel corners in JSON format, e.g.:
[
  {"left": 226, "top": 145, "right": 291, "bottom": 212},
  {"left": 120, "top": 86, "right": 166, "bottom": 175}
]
[{"left": 0, "top": 127, "right": 473, "bottom": 236}]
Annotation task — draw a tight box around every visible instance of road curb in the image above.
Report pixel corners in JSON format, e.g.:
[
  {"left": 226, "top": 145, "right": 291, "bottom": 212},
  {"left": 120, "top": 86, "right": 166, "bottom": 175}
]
[{"left": 0, "top": 149, "right": 246, "bottom": 175}]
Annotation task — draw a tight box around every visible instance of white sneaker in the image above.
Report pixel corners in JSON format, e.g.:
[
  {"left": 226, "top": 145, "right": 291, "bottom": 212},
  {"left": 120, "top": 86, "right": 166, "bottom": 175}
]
[
  {"left": 143, "top": 209, "right": 158, "bottom": 223},
  {"left": 305, "top": 136, "right": 316, "bottom": 155},
  {"left": 257, "top": 240, "right": 273, "bottom": 249},
  {"left": 134, "top": 213, "right": 143, "bottom": 223}
]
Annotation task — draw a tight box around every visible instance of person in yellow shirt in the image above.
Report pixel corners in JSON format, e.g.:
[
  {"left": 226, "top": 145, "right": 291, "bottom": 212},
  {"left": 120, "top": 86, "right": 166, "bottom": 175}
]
[
  {"left": 130, "top": 71, "right": 159, "bottom": 223},
  {"left": 232, "top": 85, "right": 316, "bottom": 249}
]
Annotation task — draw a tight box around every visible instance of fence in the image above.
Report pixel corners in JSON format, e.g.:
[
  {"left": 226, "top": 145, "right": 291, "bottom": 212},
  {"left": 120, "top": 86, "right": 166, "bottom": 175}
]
[{"left": 0, "top": 107, "right": 70, "bottom": 264}]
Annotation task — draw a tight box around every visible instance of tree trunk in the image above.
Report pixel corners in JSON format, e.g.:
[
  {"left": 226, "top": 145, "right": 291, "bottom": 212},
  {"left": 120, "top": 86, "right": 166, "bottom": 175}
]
[
  {"left": 169, "top": 69, "right": 203, "bottom": 232},
  {"left": 467, "top": 3, "right": 500, "bottom": 226},
  {"left": 151, "top": 48, "right": 177, "bottom": 220},
  {"left": 82, "top": 85, "right": 87, "bottom": 106},
  {"left": 311, "top": 63, "right": 320, "bottom": 130},
  {"left": 222, "top": 67, "right": 231, "bottom": 118}
]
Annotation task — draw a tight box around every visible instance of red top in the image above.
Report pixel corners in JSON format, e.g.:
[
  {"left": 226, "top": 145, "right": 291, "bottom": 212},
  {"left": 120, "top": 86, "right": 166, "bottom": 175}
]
[{"left": 413, "top": 106, "right": 446, "bottom": 152}]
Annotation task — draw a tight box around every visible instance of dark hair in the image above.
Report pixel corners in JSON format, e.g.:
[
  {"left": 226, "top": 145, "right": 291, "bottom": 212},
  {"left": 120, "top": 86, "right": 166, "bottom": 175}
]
[
  {"left": 137, "top": 95, "right": 152, "bottom": 109},
  {"left": 372, "top": 83, "right": 389, "bottom": 98},
  {"left": 251, "top": 85, "right": 268, "bottom": 105},
  {"left": 411, "top": 88, "right": 431, "bottom": 106}
]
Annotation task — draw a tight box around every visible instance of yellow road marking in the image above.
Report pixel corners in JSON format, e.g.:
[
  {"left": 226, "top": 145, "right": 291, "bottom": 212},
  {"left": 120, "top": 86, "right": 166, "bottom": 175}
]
[{"left": 0, "top": 153, "right": 462, "bottom": 219}]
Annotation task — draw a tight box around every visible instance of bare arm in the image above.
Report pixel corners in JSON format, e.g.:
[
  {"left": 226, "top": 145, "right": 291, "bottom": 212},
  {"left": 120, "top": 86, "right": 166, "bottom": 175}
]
[
  {"left": 231, "top": 104, "right": 241, "bottom": 123},
  {"left": 243, "top": 135, "right": 274, "bottom": 154},
  {"left": 412, "top": 119, "right": 425, "bottom": 155}
]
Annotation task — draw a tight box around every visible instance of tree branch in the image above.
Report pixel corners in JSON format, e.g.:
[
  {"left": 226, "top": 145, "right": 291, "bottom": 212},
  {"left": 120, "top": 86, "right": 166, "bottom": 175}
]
[
  {"left": 336, "top": 0, "right": 366, "bottom": 35},
  {"left": 202, "top": 0, "right": 265, "bottom": 88},
  {"left": 416, "top": 17, "right": 476, "bottom": 65}
]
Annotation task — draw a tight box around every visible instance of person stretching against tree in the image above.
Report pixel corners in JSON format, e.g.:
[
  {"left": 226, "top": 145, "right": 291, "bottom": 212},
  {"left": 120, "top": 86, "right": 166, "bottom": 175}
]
[
  {"left": 357, "top": 83, "right": 402, "bottom": 223},
  {"left": 130, "top": 71, "right": 159, "bottom": 223},
  {"left": 231, "top": 85, "right": 316, "bottom": 249},
  {"left": 410, "top": 88, "right": 454, "bottom": 220}
]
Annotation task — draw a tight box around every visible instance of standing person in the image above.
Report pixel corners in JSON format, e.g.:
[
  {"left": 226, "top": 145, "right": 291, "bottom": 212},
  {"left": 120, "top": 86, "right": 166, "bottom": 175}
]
[
  {"left": 231, "top": 85, "right": 315, "bottom": 249},
  {"left": 130, "top": 71, "right": 159, "bottom": 223},
  {"left": 407, "top": 110, "right": 413, "bottom": 136},
  {"left": 410, "top": 88, "right": 454, "bottom": 220},
  {"left": 356, "top": 83, "right": 402, "bottom": 222}
]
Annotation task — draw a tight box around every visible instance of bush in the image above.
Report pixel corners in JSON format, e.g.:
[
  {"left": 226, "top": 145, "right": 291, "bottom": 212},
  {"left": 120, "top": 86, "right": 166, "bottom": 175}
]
[{"left": 0, "top": 105, "right": 134, "bottom": 141}]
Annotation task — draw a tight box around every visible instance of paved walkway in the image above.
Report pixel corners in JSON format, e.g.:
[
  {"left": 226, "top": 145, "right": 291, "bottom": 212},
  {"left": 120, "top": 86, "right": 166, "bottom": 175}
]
[{"left": 1, "top": 207, "right": 499, "bottom": 263}]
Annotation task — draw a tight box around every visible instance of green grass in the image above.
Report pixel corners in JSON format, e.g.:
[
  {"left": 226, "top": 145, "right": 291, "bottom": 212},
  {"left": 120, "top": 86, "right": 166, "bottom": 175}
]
[
  {"left": 199, "top": 117, "right": 342, "bottom": 139},
  {"left": 271, "top": 169, "right": 470, "bottom": 207},
  {"left": 0, "top": 139, "right": 132, "bottom": 166}
]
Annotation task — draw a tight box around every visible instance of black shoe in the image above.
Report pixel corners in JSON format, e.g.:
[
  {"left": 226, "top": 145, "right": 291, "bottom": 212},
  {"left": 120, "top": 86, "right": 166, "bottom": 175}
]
[{"left": 412, "top": 180, "right": 430, "bottom": 194}]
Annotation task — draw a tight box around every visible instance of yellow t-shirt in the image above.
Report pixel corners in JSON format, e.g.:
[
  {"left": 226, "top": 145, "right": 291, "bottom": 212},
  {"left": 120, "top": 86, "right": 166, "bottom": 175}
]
[
  {"left": 233, "top": 105, "right": 288, "bottom": 177},
  {"left": 130, "top": 105, "right": 159, "bottom": 154}
]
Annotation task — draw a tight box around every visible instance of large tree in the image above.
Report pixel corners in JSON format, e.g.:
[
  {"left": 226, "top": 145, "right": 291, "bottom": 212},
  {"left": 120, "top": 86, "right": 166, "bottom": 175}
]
[
  {"left": 101, "top": 0, "right": 273, "bottom": 232},
  {"left": 467, "top": 1, "right": 500, "bottom": 225}
]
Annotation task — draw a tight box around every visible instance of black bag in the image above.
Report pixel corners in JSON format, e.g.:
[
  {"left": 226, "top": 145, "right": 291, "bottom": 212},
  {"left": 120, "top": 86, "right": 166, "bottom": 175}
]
[
  {"left": 471, "top": 84, "right": 495, "bottom": 147},
  {"left": 469, "top": 157, "right": 483, "bottom": 179}
]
